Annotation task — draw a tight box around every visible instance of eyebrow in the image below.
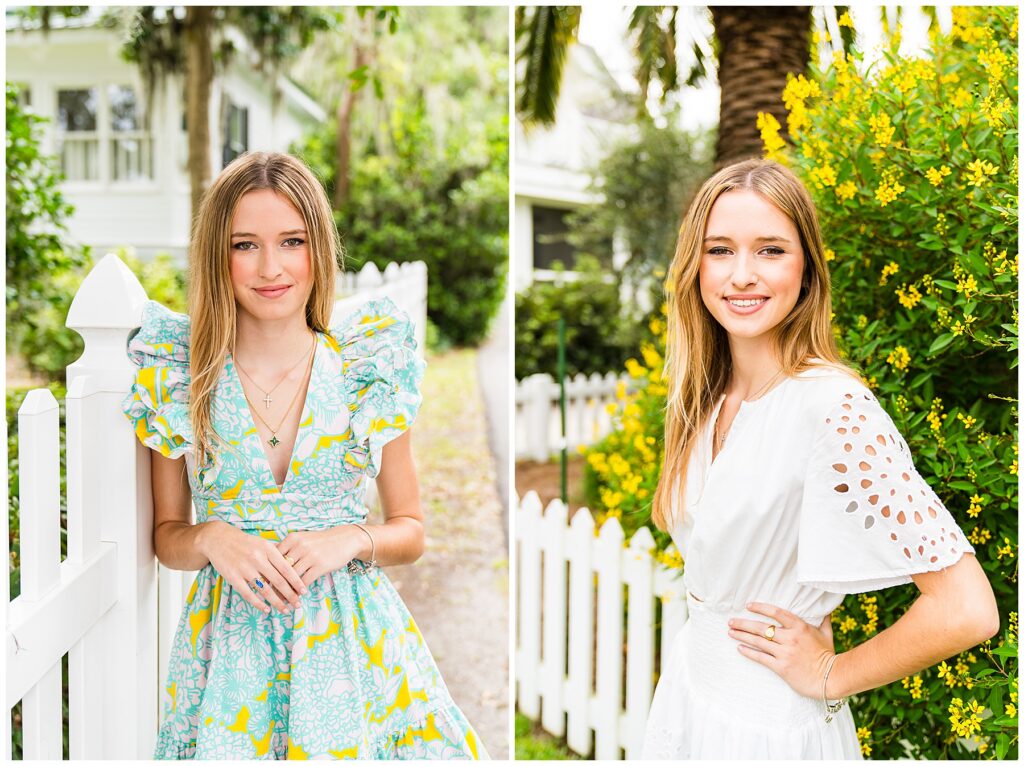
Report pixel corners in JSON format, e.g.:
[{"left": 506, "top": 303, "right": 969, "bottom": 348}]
[
  {"left": 704, "top": 235, "right": 794, "bottom": 245},
  {"left": 230, "top": 229, "right": 308, "bottom": 237}
]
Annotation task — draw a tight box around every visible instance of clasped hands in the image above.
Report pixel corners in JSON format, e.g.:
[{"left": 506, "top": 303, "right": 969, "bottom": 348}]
[
  {"left": 727, "top": 602, "right": 840, "bottom": 699},
  {"left": 201, "top": 521, "right": 368, "bottom": 615}
]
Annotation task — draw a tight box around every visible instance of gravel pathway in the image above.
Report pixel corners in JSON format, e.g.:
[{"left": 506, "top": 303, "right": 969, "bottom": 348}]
[{"left": 374, "top": 347, "right": 509, "bottom": 758}]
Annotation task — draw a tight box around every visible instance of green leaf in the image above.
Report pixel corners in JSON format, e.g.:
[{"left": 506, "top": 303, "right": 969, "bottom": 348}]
[{"left": 927, "top": 333, "right": 955, "bottom": 356}]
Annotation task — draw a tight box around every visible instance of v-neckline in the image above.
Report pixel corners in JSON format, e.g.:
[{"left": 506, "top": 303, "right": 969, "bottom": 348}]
[{"left": 226, "top": 333, "right": 321, "bottom": 493}]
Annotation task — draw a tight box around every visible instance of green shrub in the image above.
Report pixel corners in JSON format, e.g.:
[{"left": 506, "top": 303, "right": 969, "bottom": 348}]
[
  {"left": 297, "top": 95, "right": 508, "bottom": 348},
  {"left": 515, "top": 256, "right": 652, "bottom": 380},
  {"left": 586, "top": 7, "right": 1018, "bottom": 759}
]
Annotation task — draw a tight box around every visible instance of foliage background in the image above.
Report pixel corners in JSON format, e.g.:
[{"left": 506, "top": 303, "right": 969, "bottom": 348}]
[
  {"left": 293, "top": 7, "right": 509, "bottom": 348},
  {"left": 584, "top": 6, "right": 1018, "bottom": 759}
]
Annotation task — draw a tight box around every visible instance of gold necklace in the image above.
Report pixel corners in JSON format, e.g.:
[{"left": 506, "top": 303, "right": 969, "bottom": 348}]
[
  {"left": 232, "top": 331, "right": 316, "bottom": 409},
  {"left": 713, "top": 369, "right": 785, "bottom": 452},
  {"left": 238, "top": 338, "right": 315, "bottom": 448}
]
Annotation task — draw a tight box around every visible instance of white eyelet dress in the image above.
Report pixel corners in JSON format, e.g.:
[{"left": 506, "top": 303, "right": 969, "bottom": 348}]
[{"left": 640, "top": 363, "right": 974, "bottom": 760}]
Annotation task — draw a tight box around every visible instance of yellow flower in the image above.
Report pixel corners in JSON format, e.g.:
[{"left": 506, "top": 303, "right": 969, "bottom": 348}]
[
  {"left": 625, "top": 358, "right": 647, "bottom": 379},
  {"left": 965, "top": 158, "right": 998, "bottom": 187},
  {"left": 834, "top": 180, "right": 857, "bottom": 202},
  {"left": 951, "top": 87, "right": 973, "bottom": 109},
  {"left": 875, "top": 177, "right": 906, "bottom": 206},
  {"left": 996, "top": 537, "right": 1015, "bottom": 560},
  {"left": 901, "top": 674, "right": 924, "bottom": 700},
  {"left": 968, "top": 526, "right": 992, "bottom": 546},
  {"left": 823, "top": 247, "right": 835, "bottom": 262},
  {"left": 879, "top": 261, "right": 900, "bottom": 285},
  {"left": 1006, "top": 703, "right": 1017, "bottom": 718},
  {"left": 838, "top": 11, "right": 854, "bottom": 28},
  {"left": 895, "top": 284, "right": 921, "bottom": 309},
  {"left": 925, "top": 165, "right": 952, "bottom": 187},
  {"left": 757, "top": 111, "right": 786, "bottom": 160},
  {"left": 868, "top": 112, "right": 895, "bottom": 146},
  {"left": 886, "top": 346, "right": 911, "bottom": 372}
]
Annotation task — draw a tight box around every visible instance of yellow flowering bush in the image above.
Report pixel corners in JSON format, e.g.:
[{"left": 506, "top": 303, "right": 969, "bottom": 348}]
[{"left": 766, "top": 6, "right": 1018, "bottom": 759}]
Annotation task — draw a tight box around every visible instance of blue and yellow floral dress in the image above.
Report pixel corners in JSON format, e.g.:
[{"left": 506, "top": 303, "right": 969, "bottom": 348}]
[{"left": 121, "top": 297, "right": 486, "bottom": 760}]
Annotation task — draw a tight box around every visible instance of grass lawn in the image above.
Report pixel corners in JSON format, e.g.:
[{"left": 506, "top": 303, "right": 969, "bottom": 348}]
[{"left": 515, "top": 712, "right": 583, "bottom": 760}]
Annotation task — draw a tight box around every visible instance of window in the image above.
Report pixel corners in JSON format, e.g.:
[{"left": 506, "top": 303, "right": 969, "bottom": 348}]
[
  {"left": 109, "top": 85, "right": 153, "bottom": 181},
  {"left": 55, "top": 84, "right": 153, "bottom": 183},
  {"left": 532, "top": 206, "right": 577, "bottom": 270},
  {"left": 57, "top": 88, "right": 99, "bottom": 180},
  {"left": 222, "top": 101, "right": 248, "bottom": 167}
]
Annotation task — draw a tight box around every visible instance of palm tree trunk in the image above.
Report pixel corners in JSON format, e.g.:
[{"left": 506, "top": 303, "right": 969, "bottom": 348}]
[
  {"left": 185, "top": 6, "right": 214, "bottom": 225},
  {"left": 711, "top": 6, "right": 810, "bottom": 167},
  {"left": 334, "top": 41, "right": 370, "bottom": 212}
]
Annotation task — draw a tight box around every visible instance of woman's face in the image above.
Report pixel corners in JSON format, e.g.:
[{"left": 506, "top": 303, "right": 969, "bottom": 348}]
[
  {"left": 698, "top": 189, "right": 805, "bottom": 345},
  {"left": 229, "top": 189, "right": 313, "bottom": 326}
]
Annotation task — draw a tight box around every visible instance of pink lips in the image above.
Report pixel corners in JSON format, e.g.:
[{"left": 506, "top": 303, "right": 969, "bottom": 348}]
[{"left": 254, "top": 285, "right": 291, "bottom": 299}]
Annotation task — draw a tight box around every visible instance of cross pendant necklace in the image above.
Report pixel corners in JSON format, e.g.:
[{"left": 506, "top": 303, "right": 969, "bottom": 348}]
[{"left": 262, "top": 392, "right": 273, "bottom": 409}]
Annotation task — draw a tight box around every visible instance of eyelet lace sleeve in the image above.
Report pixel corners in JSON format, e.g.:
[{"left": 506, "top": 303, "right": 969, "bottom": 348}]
[
  {"left": 120, "top": 300, "right": 194, "bottom": 459},
  {"left": 797, "top": 387, "right": 974, "bottom": 593},
  {"left": 330, "top": 296, "right": 426, "bottom": 478}
]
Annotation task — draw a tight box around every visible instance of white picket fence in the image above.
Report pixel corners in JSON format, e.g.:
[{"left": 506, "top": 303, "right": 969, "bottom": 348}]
[
  {"left": 515, "top": 491, "right": 687, "bottom": 760},
  {"left": 515, "top": 372, "right": 637, "bottom": 461},
  {"left": 4, "top": 253, "right": 428, "bottom": 759}
]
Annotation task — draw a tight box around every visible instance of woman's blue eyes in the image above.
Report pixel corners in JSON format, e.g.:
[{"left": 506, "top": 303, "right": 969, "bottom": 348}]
[
  {"left": 232, "top": 238, "right": 305, "bottom": 251},
  {"left": 707, "top": 246, "right": 785, "bottom": 257}
]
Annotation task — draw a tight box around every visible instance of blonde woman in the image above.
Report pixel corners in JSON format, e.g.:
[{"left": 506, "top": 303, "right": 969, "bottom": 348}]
[
  {"left": 122, "top": 152, "right": 485, "bottom": 759},
  {"left": 640, "top": 159, "right": 998, "bottom": 759}
]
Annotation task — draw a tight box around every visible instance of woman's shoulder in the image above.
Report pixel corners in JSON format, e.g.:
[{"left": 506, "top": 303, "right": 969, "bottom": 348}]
[
  {"left": 127, "top": 299, "right": 190, "bottom": 366},
  {"left": 787, "top": 358, "right": 876, "bottom": 431}
]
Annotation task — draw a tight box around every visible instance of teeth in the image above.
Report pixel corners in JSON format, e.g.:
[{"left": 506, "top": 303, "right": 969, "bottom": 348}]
[{"left": 727, "top": 298, "right": 767, "bottom": 307}]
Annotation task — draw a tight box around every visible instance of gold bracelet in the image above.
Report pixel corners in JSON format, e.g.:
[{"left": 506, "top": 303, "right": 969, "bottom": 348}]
[{"left": 346, "top": 523, "right": 377, "bottom": 574}]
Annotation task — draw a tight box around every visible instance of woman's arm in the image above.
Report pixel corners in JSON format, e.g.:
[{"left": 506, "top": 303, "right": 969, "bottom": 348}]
[
  {"left": 730, "top": 553, "right": 999, "bottom": 699},
  {"left": 151, "top": 449, "right": 212, "bottom": 571},
  {"left": 359, "top": 429, "right": 426, "bottom": 565},
  {"left": 826, "top": 552, "right": 1000, "bottom": 698}
]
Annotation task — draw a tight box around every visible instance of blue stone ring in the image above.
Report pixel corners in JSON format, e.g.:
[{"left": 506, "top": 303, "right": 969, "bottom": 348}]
[{"left": 253, "top": 577, "right": 265, "bottom": 589}]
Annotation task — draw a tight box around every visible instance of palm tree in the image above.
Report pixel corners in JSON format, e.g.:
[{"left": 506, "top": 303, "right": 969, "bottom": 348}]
[{"left": 516, "top": 6, "right": 847, "bottom": 165}]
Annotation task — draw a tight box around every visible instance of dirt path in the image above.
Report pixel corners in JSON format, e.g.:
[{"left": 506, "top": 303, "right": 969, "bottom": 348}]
[{"left": 377, "top": 348, "right": 509, "bottom": 758}]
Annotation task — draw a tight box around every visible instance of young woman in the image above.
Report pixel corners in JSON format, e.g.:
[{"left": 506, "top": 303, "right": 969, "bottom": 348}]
[
  {"left": 640, "top": 159, "right": 999, "bottom": 759},
  {"left": 122, "top": 152, "right": 486, "bottom": 759}
]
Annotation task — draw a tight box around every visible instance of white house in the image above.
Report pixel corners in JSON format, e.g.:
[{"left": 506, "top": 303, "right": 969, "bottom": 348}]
[
  {"left": 514, "top": 43, "right": 632, "bottom": 290},
  {"left": 6, "top": 13, "right": 326, "bottom": 259}
]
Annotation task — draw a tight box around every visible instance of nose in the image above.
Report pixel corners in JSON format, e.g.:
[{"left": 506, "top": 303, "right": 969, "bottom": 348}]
[
  {"left": 730, "top": 251, "right": 758, "bottom": 288},
  {"left": 257, "top": 245, "right": 284, "bottom": 280}
]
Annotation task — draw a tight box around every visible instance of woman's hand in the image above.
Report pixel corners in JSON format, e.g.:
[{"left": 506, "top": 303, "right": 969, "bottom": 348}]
[
  {"left": 728, "top": 602, "right": 837, "bottom": 699},
  {"left": 276, "top": 526, "right": 369, "bottom": 589},
  {"left": 198, "top": 520, "right": 306, "bottom": 614}
]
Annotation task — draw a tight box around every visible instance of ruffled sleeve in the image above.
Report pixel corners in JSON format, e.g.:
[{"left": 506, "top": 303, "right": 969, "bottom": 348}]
[
  {"left": 332, "top": 296, "right": 426, "bottom": 478},
  {"left": 797, "top": 386, "right": 974, "bottom": 593},
  {"left": 120, "top": 300, "right": 194, "bottom": 459}
]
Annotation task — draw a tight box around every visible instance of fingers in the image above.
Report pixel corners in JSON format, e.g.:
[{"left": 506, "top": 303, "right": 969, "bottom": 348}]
[
  {"left": 729, "top": 628, "right": 779, "bottom": 657},
  {"left": 268, "top": 547, "right": 307, "bottom": 604},
  {"left": 736, "top": 642, "right": 775, "bottom": 668},
  {"left": 233, "top": 574, "right": 274, "bottom": 614},
  {"left": 249, "top": 572, "right": 292, "bottom": 614},
  {"left": 729, "top": 618, "right": 780, "bottom": 638},
  {"left": 746, "top": 601, "right": 796, "bottom": 627}
]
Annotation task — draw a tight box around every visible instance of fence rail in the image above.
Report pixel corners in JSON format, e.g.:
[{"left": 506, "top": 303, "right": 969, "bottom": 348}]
[
  {"left": 515, "top": 372, "right": 636, "bottom": 461},
  {"left": 515, "top": 491, "right": 687, "bottom": 760},
  {"left": 5, "top": 252, "right": 428, "bottom": 759}
]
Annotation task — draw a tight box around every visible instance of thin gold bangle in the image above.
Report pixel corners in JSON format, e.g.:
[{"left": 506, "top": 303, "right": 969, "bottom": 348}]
[{"left": 351, "top": 523, "right": 376, "bottom": 568}]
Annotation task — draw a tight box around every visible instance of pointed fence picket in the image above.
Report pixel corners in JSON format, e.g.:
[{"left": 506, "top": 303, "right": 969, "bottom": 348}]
[
  {"left": 515, "top": 491, "right": 688, "bottom": 760},
  {"left": 5, "top": 253, "right": 429, "bottom": 759},
  {"left": 515, "top": 372, "right": 637, "bottom": 461}
]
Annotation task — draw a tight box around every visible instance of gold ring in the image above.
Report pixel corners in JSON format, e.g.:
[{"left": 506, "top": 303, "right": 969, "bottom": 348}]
[
  {"left": 764, "top": 625, "right": 776, "bottom": 641},
  {"left": 284, "top": 555, "right": 296, "bottom": 566}
]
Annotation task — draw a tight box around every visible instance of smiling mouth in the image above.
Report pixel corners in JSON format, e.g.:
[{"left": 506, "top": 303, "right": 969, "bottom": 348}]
[{"left": 725, "top": 297, "right": 769, "bottom": 307}]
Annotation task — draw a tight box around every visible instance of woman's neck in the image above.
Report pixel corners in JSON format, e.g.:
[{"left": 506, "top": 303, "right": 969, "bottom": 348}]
[
  {"left": 726, "top": 336, "right": 784, "bottom": 399},
  {"left": 233, "top": 311, "right": 315, "bottom": 373}
]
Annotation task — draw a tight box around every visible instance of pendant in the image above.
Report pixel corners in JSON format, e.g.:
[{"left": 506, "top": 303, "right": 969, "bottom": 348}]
[
  {"left": 268, "top": 435, "right": 280, "bottom": 447},
  {"left": 262, "top": 393, "right": 273, "bottom": 408}
]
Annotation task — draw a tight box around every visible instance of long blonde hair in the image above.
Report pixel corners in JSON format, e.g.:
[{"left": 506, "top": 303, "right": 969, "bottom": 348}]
[
  {"left": 188, "top": 151, "right": 342, "bottom": 469},
  {"left": 651, "top": 158, "right": 859, "bottom": 531}
]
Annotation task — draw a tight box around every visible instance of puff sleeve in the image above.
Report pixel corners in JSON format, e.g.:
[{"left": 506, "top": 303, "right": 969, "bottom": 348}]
[
  {"left": 333, "top": 296, "right": 426, "bottom": 478},
  {"left": 120, "top": 300, "right": 195, "bottom": 459},
  {"left": 797, "top": 387, "right": 974, "bottom": 593}
]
